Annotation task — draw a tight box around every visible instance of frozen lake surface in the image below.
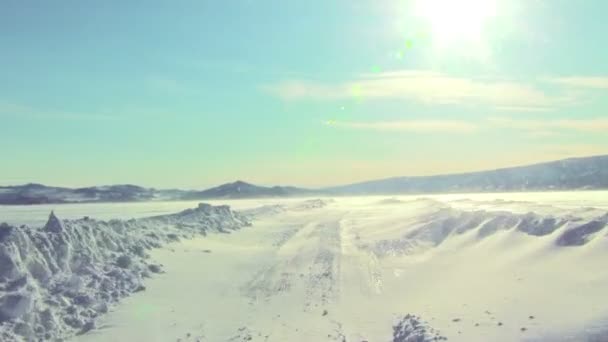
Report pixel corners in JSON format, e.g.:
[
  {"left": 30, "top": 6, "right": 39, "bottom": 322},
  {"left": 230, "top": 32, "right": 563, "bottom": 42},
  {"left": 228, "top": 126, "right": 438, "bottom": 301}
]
[{"left": 2, "top": 191, "right": 607, "bottom": 227}]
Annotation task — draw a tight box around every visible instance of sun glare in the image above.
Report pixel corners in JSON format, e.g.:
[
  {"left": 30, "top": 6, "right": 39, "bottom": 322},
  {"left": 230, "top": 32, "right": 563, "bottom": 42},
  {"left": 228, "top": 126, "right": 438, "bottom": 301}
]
[{"left": 415, "top": 0, "right": 497, "bottom": 45}]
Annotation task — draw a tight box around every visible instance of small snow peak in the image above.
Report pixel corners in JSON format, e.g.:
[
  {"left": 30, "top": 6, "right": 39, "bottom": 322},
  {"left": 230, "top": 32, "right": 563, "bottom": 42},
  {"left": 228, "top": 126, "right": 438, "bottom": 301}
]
[
  {"left": 197, "top": 203, "right": 213, "bottom": 211},
  {"left": 0, "top": 223, "right": 13, "bottom": 242},
  {"left": 44, "top": 211, "right": 64, "bottom": 233},
  {"left": 230, "top": 180, "right": 253, "bottom": 188}
]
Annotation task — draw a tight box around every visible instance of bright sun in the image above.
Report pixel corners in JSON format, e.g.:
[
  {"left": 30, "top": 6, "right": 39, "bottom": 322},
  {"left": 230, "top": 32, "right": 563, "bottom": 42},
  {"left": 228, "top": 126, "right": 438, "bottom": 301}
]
[{"left": 415, "top": 0, "right": 497, "bottom": 45}]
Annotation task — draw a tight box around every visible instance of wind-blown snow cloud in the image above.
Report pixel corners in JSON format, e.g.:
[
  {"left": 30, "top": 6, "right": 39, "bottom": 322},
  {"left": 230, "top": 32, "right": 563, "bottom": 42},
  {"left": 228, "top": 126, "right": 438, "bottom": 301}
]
[
  {"left": 326, "top": 119, "right": 478, "bottom": 133},
  {"left": 266, "top": 71, "right": 575, "bottom": 111}
]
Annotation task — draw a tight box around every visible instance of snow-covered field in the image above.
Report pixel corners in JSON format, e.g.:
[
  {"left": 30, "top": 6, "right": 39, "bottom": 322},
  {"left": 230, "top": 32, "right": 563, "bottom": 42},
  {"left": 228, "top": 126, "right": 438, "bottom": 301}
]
[{"left": 2, "top": 191, "right": 608, "bottom": 341}]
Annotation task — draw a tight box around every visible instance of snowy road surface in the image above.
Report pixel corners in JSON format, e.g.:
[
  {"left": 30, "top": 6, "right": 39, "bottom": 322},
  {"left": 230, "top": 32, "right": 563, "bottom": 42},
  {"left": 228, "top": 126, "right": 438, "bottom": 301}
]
[{"left": 66, "top": 194, "right": 608, "bottom": 342}]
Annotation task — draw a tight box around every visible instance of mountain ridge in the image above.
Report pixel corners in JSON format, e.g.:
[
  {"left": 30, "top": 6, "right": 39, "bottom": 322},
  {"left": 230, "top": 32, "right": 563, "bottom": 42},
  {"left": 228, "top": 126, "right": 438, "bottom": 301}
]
[
  {"left": 180, "top": 180, "right": 315, "bottom": 199},
  {"left": 1, "top": 154, "right": 607, "bottom": 205},
  {"left": 325, "top": 154, "right": 608, "bottom": 194}
]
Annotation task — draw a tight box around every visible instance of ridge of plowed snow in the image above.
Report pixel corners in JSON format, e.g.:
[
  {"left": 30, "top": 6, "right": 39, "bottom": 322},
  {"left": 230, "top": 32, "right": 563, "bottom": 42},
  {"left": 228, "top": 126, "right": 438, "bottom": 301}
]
[
  {"left": 0, "top": 203, "right": 249, "bottom": 341},
  {"left": 356, "top": 200, "right": 608, "bottom": 257}
]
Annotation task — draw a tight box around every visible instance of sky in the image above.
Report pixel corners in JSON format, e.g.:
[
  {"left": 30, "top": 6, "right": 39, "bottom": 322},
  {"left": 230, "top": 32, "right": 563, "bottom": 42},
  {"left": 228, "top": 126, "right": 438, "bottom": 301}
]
[{"left": 1, "top": 0, "right": 607, "bottom": 189}]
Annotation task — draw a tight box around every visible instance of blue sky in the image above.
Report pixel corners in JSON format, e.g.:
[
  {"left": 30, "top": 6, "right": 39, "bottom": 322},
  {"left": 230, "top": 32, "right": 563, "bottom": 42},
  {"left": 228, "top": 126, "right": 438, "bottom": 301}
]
[{"left": 1, "top": 0, "right": 607, "bottom": 188}]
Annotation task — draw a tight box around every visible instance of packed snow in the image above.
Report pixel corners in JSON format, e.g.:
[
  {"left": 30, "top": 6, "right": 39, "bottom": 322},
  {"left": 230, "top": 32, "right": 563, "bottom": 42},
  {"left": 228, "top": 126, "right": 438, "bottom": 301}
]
[{"left": 1, "top": 192, "right": 607, "bottom": 341}]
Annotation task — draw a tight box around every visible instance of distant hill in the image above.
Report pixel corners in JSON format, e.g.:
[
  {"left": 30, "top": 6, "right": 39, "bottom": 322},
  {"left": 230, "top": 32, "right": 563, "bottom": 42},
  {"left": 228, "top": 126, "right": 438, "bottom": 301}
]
[
  {"left": 325, "top": 155, "right": 608, "bottom": 195},
  {"left": 0, "top": 184, "right": 156, "bottom": 205},
  {"left": 0, "top": 181, "right": 315, "bottom": 205},
  {"left": 1, "top": 155, "right": 606, "bottom": 205},
  {"left": 181, "top": 180, "right": 315, "bottom": 199}
]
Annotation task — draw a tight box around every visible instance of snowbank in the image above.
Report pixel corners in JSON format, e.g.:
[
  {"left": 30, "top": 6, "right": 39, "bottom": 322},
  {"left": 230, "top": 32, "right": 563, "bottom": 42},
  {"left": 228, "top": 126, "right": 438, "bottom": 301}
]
[
  {"left": 0, "top": 203, "right": 249, "bottom": 341},
  {"left": 362, "top": 202, "right": 608, "bottom": 257},
  {"left": 238, "top": 199, "right": 329, "bottom": 219},
  {"left": 392, "top": 315, "right": 446, "bottom": 342}
]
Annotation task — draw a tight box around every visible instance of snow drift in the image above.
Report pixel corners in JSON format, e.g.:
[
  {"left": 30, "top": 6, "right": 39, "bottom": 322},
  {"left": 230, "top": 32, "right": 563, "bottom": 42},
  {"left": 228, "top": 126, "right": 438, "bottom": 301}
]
[
  {"left": 0, "top": 203, "right": 249, "bottom": 341},
  {"left": 361, "top": 200, "right": 608, "bottom": 257}
]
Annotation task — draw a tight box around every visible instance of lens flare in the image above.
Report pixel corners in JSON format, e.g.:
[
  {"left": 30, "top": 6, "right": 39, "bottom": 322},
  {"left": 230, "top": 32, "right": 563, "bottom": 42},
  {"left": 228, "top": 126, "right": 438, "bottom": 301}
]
[{"left": 415, "top": 0, "right": 498, "bottom": 46}]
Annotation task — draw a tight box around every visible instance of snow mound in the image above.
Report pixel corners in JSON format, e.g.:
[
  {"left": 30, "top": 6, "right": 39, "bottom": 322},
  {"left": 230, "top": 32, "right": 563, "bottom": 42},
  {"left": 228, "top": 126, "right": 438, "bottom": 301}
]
[
  {"left": 289, "top": 199, "right": 328, "bottom": 211},
  {"left": 364, "top": 204, "right": 608, "bottom": 257},
  {"left": 555, "top": 214, "right": 608, "bottom": 246},
  {"left": 392, "top": 314, "right": 446, "bottom": 342},
  {"left": 239, "top": 204, "right": 287, "bottom": 219},
  {"left": 0, "top": 203, "right": 249, "bottom": 341},
  {"left": 238, "top": 199, "right": 330, "bottom": 220}
]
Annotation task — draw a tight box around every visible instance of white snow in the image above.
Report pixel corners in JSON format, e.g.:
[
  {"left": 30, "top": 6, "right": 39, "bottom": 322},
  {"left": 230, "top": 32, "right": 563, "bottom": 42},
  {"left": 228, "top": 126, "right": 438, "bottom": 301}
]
[
  {"left": 59, "top": 192, "right": 608, "bottom": 342},
  {"left": 0, "top": 203, "right": 249, "bottom": 341},
  {"left": 0, "top": 197, "right": 323, "bottom": 227},
  {"left": 1, "top": 192, "right": 607, "bottom": 341}
]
